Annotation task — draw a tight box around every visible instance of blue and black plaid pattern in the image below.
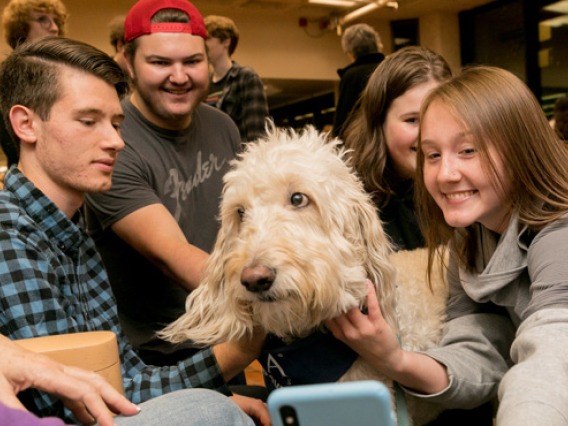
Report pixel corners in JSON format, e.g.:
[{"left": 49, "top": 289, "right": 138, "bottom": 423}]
[{"left": 0, "top": 167, "right": 228, "bottom": 422}]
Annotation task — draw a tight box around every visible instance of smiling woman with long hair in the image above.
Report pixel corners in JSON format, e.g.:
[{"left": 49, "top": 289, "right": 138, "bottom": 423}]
[
  {"left": 328, "top": 66, "right": 568, "bottom": 426},
  {"left": 343, "top": 46, "right": 452, "bottom": 251}
]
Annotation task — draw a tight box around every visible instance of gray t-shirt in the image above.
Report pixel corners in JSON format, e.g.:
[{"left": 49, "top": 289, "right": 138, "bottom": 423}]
[{"left": 86, "top": 99, "right": 241, "bottom": 356}]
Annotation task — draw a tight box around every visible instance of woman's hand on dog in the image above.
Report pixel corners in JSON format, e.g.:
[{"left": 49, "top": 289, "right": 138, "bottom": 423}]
[
  {"left": 325, "top": 281, "right": 403, "bottom": 373},
  {"left": 325, "top": 281, "right": 450, "bottom": 395}
]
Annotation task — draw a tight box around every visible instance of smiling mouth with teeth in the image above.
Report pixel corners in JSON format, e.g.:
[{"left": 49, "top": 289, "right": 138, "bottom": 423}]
[{"left": 445, "top": 190, "right": 477, "bottom": 200}]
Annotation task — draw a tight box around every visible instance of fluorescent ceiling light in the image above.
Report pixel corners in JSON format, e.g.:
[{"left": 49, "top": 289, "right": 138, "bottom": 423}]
[
  {"left": 541, "top": 15, "right": 568, "bottom": 27},
  {"left": 544, "top": 0, "right": 568, "bottom": 14},
  {"left": 308, "top": 0, "right": 358, "bottom": 7},
  {"left": 340, "top": 0, "right": 388, "bottom": 24}
]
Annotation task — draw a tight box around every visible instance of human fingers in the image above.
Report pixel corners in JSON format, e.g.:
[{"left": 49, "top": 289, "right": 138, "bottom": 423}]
[
  {"left": 324, "top": 310, "right": 358, "bottom": 340},
  {"left": 0, "top": 336, "right": 136, "bottom": 425},
  {"left": 328, "top": 282, "right": 380, "bottom": 334},
  {"left": 64, "top": 366, "right": 139, "bottom": 415},
  {"left": 60, "top": 366, "right": 139, "bottom": 425},
  {"left": 230, "top": 395, "right": 271, "bottom": 426},
  {"left": 0, "top": 375, "right": 28, "bottom": 411},
  {"left": 365, "top": 281, "right": 384, "bottom": 323},
  {"left": 60, "top": 398, "right": 100, "bottom": 426},
  {"left": 44, "top": 372, "right": 117, "bottom": 426},
  {"left": 31, "top": 363, "right": 136, "bottom": 426}
]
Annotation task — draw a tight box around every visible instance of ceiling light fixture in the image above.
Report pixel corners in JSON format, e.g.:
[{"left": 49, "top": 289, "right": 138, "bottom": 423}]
[
  {"left": 308, "top": 0, "right": 359, "bottom": 7},
  {"left": 339, "top": 0, "right": 398, "bottom": 24},
  {"left": 544, "top": 0, "right": 568, "bottom": 14}
]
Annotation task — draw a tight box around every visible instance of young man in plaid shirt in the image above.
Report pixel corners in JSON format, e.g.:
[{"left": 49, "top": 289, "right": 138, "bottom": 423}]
[{"left": 0, "top": 35, "right": 268, "bottom": 426}]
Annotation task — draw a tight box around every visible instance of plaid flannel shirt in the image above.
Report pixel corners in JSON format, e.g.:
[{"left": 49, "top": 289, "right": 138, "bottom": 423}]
[
  {"left": 211, "top": 61, "right": 269, "bottom": 142},
  {"left": 0, "top": 167, "right": 228, "bottom": 422}
]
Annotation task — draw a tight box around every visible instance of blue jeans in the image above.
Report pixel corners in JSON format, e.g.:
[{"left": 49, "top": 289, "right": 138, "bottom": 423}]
[{"left": 113, "top": 389, "right": 255, "bottom": 426}]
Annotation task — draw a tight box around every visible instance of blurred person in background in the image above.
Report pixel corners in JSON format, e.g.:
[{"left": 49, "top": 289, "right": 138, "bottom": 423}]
[
  {"left": 107, "top": 14, "right": 128, "bottom": 74},
  {"left": 0, "top": 0, "right": 68, "bottom": 168},
  {"left": 332, "top": 23, "right": 384, "bottom": 140},
  {"left": 204, "top": 14, "right": 269, "bottom": 142}
]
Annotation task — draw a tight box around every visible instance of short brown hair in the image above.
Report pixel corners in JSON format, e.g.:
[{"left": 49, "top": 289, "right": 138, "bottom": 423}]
[
  {"left": 108, "top": 14, "right": 126, "bottom": 51},
  {"left": 204, "top": 15, "right": 239, "bottom": 56},
  {"left": 2, "top": 0, "right": 68, "bottom": 49},
  {"left": 0, "top": 36, "right": 128, "bottom": 155}
]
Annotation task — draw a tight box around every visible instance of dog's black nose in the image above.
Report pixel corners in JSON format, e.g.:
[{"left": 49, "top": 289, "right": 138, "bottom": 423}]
[{"left": 241, "top": 265, "right": 275, "bottom": 293}]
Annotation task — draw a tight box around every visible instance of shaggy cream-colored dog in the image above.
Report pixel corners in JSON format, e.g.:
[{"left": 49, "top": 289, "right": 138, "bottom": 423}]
[{"left": 161, "top": 126, "right": 449, "bottom": 425}]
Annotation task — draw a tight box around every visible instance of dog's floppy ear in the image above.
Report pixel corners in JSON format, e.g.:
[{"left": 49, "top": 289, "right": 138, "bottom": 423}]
[
  {"left": 349, "top": 191, "right": 399, "bottom": 331},
  {"left": 318, "top": 139, "right": 399, "bottom": 332},
  {"left": 159, "top": 223, "right": 254, "bottom": 346},
  {"left": 326, "top": 150, "right": 400, "bottom": 332}
]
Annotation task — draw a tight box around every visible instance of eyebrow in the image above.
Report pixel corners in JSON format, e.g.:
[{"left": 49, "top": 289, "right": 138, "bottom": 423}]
[
  {"left": 400, "top": 111, "right": 419, "bottom": 118},
  {"left": 74, "top": 108, "right": 124, "bottom": 121},
  {"left": 420, "top": 131, "right": 473, "bottom": 146},
  {"left": 145, "top": 51, "right": 206, "bottom": 63}
]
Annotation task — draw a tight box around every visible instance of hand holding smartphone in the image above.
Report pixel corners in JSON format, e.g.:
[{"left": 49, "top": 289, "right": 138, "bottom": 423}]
[{"left": 267, "top": 380, "right": 395, "bottom": 426}]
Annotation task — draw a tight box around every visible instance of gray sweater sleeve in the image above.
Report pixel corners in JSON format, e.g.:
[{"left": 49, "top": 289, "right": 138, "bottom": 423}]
[
  {"left": 414, "top": 219, "right": 568, "bottom": 418},
  {"left": 495, "top": 219, "right": 568, "bottom": 424},
  {"left": 497, "top": 308, "right": 568, "bottom": 425},
  {"left": 408, "top": 248, "right": 515, "bottom": 408},
  {"left": 413, "top": 312, "right": 515, "bottom": 408}
]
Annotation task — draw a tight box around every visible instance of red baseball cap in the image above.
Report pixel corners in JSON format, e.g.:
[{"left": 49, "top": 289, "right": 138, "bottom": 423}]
[{"left": 124, "top": 0, "right": 207, "bottom": 42}]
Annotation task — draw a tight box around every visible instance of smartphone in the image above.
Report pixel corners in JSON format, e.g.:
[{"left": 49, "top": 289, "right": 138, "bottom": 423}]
[{"left": 267, "top": 380, "right": 395, "bottom": 426}]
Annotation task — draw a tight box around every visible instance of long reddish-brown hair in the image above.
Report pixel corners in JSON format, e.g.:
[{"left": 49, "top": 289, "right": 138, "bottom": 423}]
[
  {"left": 416, "top": 66, "right": 568, "bottom": 273},
  {"left": 343, "top": 46, "right": 452, "bottom": 208}
]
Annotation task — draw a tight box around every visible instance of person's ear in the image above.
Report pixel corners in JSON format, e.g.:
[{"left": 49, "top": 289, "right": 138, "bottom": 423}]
[
  {"left": 124, "top": 53, "right": 135, "bottom": 81},
  {"left": 9, "top": 105, "right": 39, "bottom": 145},
  {"left": 221, "top": 37, "right": 231, "bottom": 50}
]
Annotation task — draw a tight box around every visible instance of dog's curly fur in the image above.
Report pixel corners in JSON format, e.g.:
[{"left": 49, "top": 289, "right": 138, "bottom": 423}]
[{"left": 160, "top": 125, "right": 449, "bottom": 425}]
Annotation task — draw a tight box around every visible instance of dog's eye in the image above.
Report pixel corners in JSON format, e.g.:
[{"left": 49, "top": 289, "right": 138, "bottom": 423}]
[
  {"left": 237, "top": 207, "right": 245, "bottom": 220},
  {"left": 290, "top": 192, "right": 309, "bottom": 208}
]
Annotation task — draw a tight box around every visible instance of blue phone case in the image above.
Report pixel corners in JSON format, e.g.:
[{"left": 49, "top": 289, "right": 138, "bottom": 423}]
[{"left": 267, "top": 380, "right": 395, "bottom": 426}]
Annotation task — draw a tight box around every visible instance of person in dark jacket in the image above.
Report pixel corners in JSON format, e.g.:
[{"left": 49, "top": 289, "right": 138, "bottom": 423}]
[{"left": 332, "top": 23, "right": 384, "bottom": 140}]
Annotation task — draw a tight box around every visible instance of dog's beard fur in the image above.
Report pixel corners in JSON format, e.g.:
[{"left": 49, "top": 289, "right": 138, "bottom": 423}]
[{"left": 160, "top": 125, "right": 398, "bottom": 345}]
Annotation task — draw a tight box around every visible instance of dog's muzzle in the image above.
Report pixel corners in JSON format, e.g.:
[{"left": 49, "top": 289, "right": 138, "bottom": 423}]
[{"left": 241, "top": 264, "right": 276, "bottom": 293}]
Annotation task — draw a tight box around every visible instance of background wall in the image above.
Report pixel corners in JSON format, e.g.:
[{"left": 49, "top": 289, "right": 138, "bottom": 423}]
[
  {"left": 0, "top": 0, "right": 467, "bottom": 166},
  {"left": 0, "top": 0, "right": 461, "bottom": 82}
]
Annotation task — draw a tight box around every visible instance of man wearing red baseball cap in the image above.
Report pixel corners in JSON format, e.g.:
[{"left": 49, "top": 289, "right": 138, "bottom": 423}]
[{"left": 86, "top": 0, "right": 268, "bottom": 424}]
